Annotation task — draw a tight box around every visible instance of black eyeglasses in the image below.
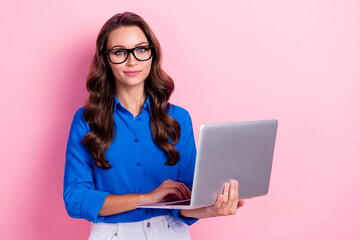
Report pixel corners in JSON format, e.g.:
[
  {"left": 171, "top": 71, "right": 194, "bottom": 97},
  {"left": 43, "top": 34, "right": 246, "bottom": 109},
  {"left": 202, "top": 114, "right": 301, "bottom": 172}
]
[{"left": 105, "top": 45, "right": 154, "bottom": 64}]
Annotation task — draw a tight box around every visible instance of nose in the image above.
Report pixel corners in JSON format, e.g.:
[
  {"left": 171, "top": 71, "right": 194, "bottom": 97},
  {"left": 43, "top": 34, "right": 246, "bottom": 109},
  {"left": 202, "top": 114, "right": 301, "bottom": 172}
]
[{"left": 126, "top": 52, "right": 137, "bottom": 66}]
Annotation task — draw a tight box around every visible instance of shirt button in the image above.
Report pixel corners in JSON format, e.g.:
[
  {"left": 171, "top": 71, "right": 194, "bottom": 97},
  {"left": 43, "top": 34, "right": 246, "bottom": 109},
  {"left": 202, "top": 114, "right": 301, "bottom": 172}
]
[
  {"left": 134, "top": 139, "right": 139, "bottom": 143},
  {"left": 114, "top": 233, "right": 118, "bottom": 236},
  {"left": 129, "top": 117, "right": 132, "bottom": 120},
  {"left": 147, "top": 222, "right": 151, "bottom": 228},
  {"left": 136, "top": 162, "right": 141, "bottom": 167},
  {"left": 137, "top": 117, "right": 142, "bottom": 121}
]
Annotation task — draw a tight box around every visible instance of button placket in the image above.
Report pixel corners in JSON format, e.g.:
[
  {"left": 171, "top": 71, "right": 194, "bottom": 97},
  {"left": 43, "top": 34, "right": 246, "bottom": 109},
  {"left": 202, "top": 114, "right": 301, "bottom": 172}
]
[
  {"left": 134, "top": 113, "right": 147, "bottom": 200},
  {"left": 133, "top": 116, "right": 140, "bottom": 143}
]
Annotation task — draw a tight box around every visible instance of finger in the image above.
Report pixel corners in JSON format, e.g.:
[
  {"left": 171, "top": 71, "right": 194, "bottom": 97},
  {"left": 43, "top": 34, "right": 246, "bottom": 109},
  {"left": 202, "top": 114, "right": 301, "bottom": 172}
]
[
  {"left": 235, "top": 180, "right": 239, "bottom": 198},
  {"left": 229, "top": 181, "right": 240, "bottom": 214},
  {"left": 214, "top": 195, "right": 223, "bottom": 209},
  {"left": 222, "top": 182, "right": 230, "bottom": 204},
  {"left": 165, "top": 181, "right": 189, "bottom": 199},
  {"left": 183, "top": 184, "right": 192, "bottom": 199},
  {"left": 163, "top": 180, "right": 187, "bottom": 199},
  {"left": 163, "top": 193, "right": 180, "bottom": 201},
  {"left": 165, "top": 188, "right": 184, "bottom": 201},
  {"left": 223, "top": 180, "right": 237, "bottom": 213},
  {"left": 174, "top": 183, "right": 188, "bottom": 200},
  {"left": 177, "top": 183, "right": 190, "bottom": 199}
]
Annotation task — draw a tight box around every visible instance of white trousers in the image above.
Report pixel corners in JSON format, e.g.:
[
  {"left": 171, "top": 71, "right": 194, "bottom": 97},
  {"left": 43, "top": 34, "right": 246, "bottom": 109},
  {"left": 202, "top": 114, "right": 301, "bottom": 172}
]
[{"left": 88, "top": 215, "right": 191, "bottom": 240}]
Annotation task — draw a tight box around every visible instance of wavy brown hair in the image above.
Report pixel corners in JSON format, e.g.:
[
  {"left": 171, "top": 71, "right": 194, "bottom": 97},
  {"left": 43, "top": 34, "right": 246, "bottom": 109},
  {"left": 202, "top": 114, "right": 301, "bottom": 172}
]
[{"left": 83, "top": 12, "right": 180, "bottom": 169}]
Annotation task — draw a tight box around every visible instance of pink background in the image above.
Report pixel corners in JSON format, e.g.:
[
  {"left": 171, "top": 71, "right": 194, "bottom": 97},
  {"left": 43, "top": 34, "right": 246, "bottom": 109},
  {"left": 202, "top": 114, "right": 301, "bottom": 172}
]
[{"left": 1, "top": 0, "right": 359, "bottom": 239}]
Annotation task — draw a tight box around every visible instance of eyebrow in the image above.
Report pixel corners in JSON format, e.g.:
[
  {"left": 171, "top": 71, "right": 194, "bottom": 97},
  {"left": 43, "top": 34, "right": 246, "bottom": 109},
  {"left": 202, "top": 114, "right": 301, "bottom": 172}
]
[{"left": 110, "top": 42, "right": 149, "bottom": 49}]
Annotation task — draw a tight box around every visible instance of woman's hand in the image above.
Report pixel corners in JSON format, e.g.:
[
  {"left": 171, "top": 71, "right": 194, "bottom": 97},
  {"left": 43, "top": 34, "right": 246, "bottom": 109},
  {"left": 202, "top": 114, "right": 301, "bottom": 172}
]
[
  {"left": 144, "top": 179, "right": 191, "bottom": 204},
  {"left": 205, "top": 179, "right": 245, "bottom": 217},
  {"left": 180, "top": 179, "right": 245, "bottom": 219}
]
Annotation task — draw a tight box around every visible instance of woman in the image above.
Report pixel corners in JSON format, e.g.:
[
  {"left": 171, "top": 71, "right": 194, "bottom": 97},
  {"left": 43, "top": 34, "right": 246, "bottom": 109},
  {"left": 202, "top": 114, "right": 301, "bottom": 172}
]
[{"left": 64, "top": 12, "right": 245, "bottom": 239}]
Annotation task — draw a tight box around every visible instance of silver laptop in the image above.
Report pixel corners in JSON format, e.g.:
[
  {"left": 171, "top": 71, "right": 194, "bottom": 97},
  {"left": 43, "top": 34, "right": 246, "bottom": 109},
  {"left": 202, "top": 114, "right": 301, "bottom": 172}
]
[{"left": 138, "top": 119, "right": 278, "bottom": 209}]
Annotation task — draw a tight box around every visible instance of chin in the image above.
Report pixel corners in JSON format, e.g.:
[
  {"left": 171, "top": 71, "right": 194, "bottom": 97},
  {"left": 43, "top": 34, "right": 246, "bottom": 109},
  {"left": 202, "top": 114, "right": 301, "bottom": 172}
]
[{"left": 118, "top": 78, "right": 145, "bottom": 88}]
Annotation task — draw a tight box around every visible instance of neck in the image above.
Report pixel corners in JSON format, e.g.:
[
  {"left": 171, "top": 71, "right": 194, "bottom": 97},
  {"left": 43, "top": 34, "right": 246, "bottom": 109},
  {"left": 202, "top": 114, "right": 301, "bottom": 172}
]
[{"left": 115, "top": 83, "right": 146, "bottom": 116}]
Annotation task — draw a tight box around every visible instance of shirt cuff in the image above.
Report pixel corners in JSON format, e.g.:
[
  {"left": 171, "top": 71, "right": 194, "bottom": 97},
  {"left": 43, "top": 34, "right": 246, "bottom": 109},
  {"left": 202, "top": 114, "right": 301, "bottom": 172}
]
[
  {"left": 81, "top": 189, "right": 110, "bottom": 223},
  {"left": 171, "top": 209, "right": 198, "bottom": 226}
]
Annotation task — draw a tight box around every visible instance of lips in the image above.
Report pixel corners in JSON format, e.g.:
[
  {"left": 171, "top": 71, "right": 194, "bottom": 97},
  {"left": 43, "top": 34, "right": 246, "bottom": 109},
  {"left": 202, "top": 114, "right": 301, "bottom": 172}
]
[{"left": 124, "top": 70, "right": 141, "bottom": 76}]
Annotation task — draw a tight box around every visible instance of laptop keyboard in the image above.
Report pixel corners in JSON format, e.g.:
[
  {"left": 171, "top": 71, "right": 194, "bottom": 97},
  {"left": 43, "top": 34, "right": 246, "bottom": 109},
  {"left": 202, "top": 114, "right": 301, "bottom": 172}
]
[{"left": 165, "top": 200, "right": 191, "bottom": 206}]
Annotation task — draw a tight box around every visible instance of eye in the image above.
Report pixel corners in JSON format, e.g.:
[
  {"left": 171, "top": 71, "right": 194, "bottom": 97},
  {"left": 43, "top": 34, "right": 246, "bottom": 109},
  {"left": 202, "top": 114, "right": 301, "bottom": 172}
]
[
  {"left": 136, "top": 46, "right": 149, "bottom": 53},
  {"left": 113, "top": 49, "right": 126, "bottom": 56}
]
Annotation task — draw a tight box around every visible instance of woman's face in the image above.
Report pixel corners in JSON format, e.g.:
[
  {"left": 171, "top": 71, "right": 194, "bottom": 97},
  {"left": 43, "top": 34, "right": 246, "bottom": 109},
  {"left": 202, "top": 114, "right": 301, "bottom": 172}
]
[{"left": 106, "top": 26, "right": 152, "bottom": 89}]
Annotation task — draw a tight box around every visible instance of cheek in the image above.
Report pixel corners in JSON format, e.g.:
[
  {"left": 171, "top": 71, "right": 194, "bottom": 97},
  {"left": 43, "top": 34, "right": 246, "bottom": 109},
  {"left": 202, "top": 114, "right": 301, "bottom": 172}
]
[
  {"left": 145, "top": 60, "right": 152, "bottom": 74},
  {"left": 110, "top": 64, "right": 124, "bottom": 77}
]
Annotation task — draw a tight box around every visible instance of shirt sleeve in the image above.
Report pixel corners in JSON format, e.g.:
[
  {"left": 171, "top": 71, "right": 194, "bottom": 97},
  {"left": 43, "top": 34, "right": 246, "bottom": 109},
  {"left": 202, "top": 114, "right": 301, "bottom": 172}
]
[
  {"left": 171, "top": 110, "right": 198, "bottom": 225},
  {"left": 63, "top": 108, "right": 110, "bottom": 223}
]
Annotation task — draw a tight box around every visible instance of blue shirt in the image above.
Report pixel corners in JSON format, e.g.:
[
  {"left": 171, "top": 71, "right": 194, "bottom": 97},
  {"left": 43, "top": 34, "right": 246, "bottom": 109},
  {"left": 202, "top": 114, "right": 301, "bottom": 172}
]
[{"left": 63, "top": 95, "right": 198, "bottom": 225}]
